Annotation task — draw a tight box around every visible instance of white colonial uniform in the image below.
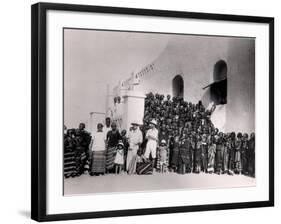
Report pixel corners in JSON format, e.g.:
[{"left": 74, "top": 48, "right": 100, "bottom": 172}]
[{"left": 145, "top": 128, "right": 158, "bottom": 159}]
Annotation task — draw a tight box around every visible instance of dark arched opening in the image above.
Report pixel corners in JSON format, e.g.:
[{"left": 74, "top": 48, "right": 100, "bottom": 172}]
[
  {"left": 172, "top": 75, "right": 184, "bottom": 99},
  {"left": 210, "top": 60, "right": 227, "bottom": 105}
]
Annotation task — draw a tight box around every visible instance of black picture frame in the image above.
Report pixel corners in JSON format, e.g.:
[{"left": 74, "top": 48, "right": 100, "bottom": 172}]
[{"left": 31, "top": 2, "right": 274, "bottom": 222}]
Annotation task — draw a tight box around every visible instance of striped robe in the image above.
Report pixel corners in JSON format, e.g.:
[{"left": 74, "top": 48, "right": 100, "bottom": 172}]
[
  {"left": 64, "top": 151, "right": 76, "bottom": 177},
  {"left": 91, "top": 150, "right": 106, "bottom": 174},
  {"left": 106, "top": 146, "right": 117, "bottom": 170},
  {"left": 64, "top": 136, "right": 77, "bottom": 177}
]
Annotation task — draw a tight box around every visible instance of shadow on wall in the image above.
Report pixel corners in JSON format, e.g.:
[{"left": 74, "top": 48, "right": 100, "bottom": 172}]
[
  {"left": 201, "top": 60, "right": 228, "bottom": 131},
  {"left": 202, "top": 60, "right": 228, "bottom": 107}
]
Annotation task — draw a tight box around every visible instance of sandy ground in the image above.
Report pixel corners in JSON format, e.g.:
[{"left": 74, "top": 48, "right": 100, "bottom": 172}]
[{"left": 64, "top": 172, "right": 255, "bottom": 195}]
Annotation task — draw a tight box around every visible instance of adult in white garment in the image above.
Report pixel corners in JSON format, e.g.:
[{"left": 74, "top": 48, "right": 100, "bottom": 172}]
[
  {"left": 127, "top": 121, "right": 143, "bottom": 172},
  {"left": 145, "top": 119, "right": 159, "bottom": 170}
]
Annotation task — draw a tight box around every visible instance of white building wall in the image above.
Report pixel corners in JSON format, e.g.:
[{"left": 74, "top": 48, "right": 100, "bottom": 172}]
[
  {"left": 112, "top": 35, "right": 255, "bottom": 133},
  {"left": 225, "top": 38, "right": 255, "bottom": 133}
]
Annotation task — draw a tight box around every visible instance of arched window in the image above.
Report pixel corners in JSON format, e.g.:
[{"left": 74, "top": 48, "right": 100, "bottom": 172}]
[
  {"left": 172, "top": 75, "right": 184, "bottom": 99},
  {"left": 210, "top": 60, "right": 227, "bottom": 105}
]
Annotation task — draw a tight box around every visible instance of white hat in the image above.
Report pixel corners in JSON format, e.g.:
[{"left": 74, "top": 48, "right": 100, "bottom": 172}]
[
  {"left": 117, "top": 140, "right": 124, "bottom": 147},
  {"left": 150, "top": 119, "right": 157, "bottom": 126},
  {"left": 160, "top": 139, "right": 167, "bottom": 145}
]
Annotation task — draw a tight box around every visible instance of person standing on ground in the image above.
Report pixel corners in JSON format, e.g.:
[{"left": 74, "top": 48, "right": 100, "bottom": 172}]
[
  {"left": 248, "top": 133, "right": 255, "bottom": 177},
  {"left": 207, "top": 136, "right": 216, "bottom": 173},
  {"left": 201, "top": 134, "right": 208, "bottom": 173},
  {"left": 64, "top": 129, "right": 77, "bottom": 178},
  {"left": 144, "top": 119, "right": 159, "bottom": 171},
  {"left": 241, "top": 133, "right": 249, "bottom": 175},
  {"left": 120, "top": 129, "right": 129, "bottom": 170},
  {"left": 90, "top": 123, "right": 106, "bottom": 176},
  {"left": 234, "top": 133, "right": 243, "bottom": 174},
  {"left": 158, "top": 139, "right": 168, "bottom": 173},
  {"left": 76, "top": 123, "right": 91, "bottom": 175},
  {"left": 106, "top": 122, "right": 122, "bottom": 173},
  {"left": 228, "top": 132, "right": 236, "bottom": 175},
  {"left": 127, "top": 121, "right": 143, "bottom": 174},
  {"left": 215, "top": 132, "right": 224, "bottom": 175}
]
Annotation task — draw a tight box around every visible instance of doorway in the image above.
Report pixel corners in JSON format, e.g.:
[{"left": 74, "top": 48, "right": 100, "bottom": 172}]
[{"left": 172, "top": 75, "right": 184, "bottom": 99}]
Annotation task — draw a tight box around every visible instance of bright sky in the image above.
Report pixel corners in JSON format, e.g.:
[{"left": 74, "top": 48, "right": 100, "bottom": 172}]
[{"left": 64, "top": 29, "right": 169, "bottom": 128}]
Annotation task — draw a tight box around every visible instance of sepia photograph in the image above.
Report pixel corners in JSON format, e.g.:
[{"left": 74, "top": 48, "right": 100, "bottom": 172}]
[{"left": 63, "top": 28, "right": 256, "bottom": 195}]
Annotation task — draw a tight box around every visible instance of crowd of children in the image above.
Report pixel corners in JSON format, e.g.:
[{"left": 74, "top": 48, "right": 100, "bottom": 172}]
[{"left": 64, "top": 93, "right": 255, "bottom": 178}]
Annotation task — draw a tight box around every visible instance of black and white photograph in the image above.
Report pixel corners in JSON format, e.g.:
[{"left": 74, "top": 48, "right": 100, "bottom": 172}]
[
  {"left": 63, "top": 29, "right": 256, "bottom": 195},
  {"left": 0, "top": 0, "right": 278, "bottom": 222},
  {"left": 29, "top": 2, "right": 275, "bottom": 222}
]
